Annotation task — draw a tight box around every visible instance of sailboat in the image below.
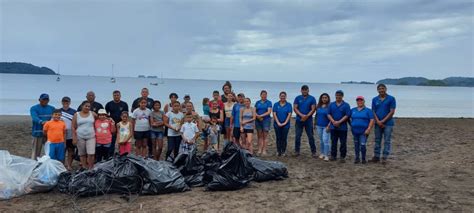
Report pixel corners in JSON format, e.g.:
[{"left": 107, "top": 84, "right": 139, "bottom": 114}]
[
  {"left": 110, "top": 64, "right": 116, "bottom": 83},
  {"left": 56, "top": 64, "right": 61, "bottom": 82},
  {"left": 149, "top": 73, "right": 164, "bottom": 86}
]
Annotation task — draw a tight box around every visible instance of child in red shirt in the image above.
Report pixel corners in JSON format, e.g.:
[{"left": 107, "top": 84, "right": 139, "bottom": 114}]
[{"left": 95, "top": 109, "right": 116, "bottom": 161}]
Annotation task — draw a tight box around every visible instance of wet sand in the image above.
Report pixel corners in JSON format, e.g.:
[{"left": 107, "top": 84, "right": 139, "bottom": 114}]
[{"left": 0, "top": 115, "right": 473, "bottom": 212}]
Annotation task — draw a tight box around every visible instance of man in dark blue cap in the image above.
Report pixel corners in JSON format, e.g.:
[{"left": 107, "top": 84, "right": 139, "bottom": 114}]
[
  {"left": 30, "top": 93, "right": 55, "bottom": 160},
  {"left": 328, "top": 90, "right": 351, "bottom": 163}
]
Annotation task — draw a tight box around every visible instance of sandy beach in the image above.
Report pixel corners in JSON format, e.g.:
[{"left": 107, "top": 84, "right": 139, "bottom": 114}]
[{"left": 0, "top": 115, "right": 473, "bottom": 212}]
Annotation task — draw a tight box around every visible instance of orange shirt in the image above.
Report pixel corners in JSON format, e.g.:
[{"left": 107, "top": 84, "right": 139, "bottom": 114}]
[{"left": 43, "top": 120, "right": 66, "bottom": 143}]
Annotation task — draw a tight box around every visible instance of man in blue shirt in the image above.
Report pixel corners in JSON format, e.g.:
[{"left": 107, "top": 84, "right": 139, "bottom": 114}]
[
  {"left": 293, "top": 85, "right": 317, "bottom": 157},
  {"left": 230, "top": 93, "right": 245, "bottom": 146},
  {"left": 371, "top": 84, "right": 397, "bottom": 164},
  {"left": 327, "top": 90, "right": 351, "bottom": 163},
  {"left": 30, "top": 93, "right": 55, "bottom": 160}
]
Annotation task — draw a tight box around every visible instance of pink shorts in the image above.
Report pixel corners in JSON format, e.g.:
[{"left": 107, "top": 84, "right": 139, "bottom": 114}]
[{"left": 119, "top": 142, "right": 131, "bottom": 155}]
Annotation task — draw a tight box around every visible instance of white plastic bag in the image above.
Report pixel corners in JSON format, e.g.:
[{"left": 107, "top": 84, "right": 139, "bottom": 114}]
[
  {"left": 0, "top": 150, "right": 38, "bottom": 200},
  {"left": 24, "top": 155, "right": 67, "bottom": 194}
]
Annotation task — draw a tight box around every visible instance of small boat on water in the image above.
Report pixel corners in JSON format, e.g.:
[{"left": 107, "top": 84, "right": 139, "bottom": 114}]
[
  {"left": 56, "top": 76, "right": 61, "bottom": 82},
  {"left": 150, "top": 82, "right": 158, "bottom": 86},
  {"left": 110, "top": 64, "right": 116, "bottom": 83}
]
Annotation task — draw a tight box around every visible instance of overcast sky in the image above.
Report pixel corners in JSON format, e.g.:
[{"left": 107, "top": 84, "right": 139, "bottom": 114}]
[{"left": 1, "top": 0, "right": 473, "bottom": 83}]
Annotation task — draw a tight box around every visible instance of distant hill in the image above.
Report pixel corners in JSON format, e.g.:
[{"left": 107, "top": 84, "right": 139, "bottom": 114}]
[
  {"left": 341, "top": 81, "right": 374, "bottom": 85},
  {"left": 377, "top": 77, "right": 474, "bottom": 87},
  {"left": 0, "top": 62, "right": 57, "bottom": 75}
]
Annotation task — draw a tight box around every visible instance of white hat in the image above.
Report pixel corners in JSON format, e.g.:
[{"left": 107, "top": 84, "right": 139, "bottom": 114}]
[{"left": 98, "top": 109, "right": 107, "bottom": 115}]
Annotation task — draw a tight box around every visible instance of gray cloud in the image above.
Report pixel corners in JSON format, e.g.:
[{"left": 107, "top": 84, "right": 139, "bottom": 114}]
[{"left": 1, "top": 0, "right": 473, "bottom": 82}]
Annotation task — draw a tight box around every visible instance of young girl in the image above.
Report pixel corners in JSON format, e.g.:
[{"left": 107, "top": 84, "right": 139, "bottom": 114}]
[
  {"left": 316, "top": 93, "right": 331, "bottom": 161},
  {"left": 202, "top": 98, "right": 210, "bottom": 117},
  {"left": 164, "top": 101, "right": 184, "bottom": 160},
  {"left": 150, "top": 101, "right": 165, "bottom": 160},
  {"left": 223, "top": 93, "right": 235, "bottom": 146},
  {"left": 95, "top": 109, "right": 116, "bottom": 162},
  {"left": 131, "top": 98, "right": 151, "bottom": 158},
  {"left": 209, "top": 101, "right": 224, "bottom": 150},
  {"left": 240, "top": 98, "right": 256, "bottom": 154},
  {"left": 255, "top": 90, "right": 272, "bottom": 156},
  {"left": 208, "top": 116, "right": 221, "bottom": 150},
  {"left": 116, "top": 111, "right": 133, "bottom": 155}
]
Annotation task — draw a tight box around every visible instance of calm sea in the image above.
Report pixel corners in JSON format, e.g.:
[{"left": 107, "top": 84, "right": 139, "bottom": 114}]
[{"left": 0, "top": 74, "right": 473, "bottom": 117}]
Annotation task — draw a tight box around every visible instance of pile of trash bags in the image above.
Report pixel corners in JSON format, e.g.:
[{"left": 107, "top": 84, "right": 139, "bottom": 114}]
[
  {"left": 0, "top": 150, "right": 66, "bottom": 200},
  {"left": 58, "top": 155, "right": 189, "bottom": 197},
  {"left": 1, "top": 142, "right": 288, "bottom": 199},
  {"left": 174, "top": 142, "right": 288, "bottom": 191},
  {"left": 58, "top": 143, "right": 288, "bottom": 197}
]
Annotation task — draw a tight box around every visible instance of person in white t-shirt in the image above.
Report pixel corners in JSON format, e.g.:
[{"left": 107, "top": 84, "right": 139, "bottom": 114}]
[
  {"left": 180, "top": 114, "right": 200, "bottom": 154},
  {"left": 164, "top": 101, "right": 184, "bottom": 160},
  {"left": 131, "top": 98, "right": 152, "bottom": 157}
]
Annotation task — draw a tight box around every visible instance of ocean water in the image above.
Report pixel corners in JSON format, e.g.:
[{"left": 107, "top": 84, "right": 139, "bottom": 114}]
[{"left": 0, "top": 73, "right": 473, "bottom": 117}]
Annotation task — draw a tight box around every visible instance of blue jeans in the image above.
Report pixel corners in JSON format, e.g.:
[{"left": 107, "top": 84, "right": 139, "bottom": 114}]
[
  {"left": 374, "top": 125, "right": 393, "bottom": 158},
  {"left": 109, "top": 134, "right": 116, "bottom": 156},
  {"left": 353, "top": 133, "right": 368, "bottom": 161},
  {"left": 316, "top": 126, "right": 330, "bottom": 156},
  {"left": 330, "top": 130, "right": 347, "bottom": 159},
  {"left": 274, "top": 126, "right": 289, "bottom": 154},
  {"left": 166, "top": 136, "right": 182, "bottom": 161},
  {"left": 295, "top": 119, "right": 316, "bottom": 154}
]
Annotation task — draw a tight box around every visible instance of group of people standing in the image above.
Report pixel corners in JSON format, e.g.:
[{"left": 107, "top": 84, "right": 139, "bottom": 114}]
[{"left": 30, "top": 81, "right": 396, "bottom": 170}]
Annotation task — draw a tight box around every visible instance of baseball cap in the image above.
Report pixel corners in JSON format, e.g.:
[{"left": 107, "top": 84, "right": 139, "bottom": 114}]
[
  {"left": 39, "top": 93, "right": 49, "bottom": 100},
  {"left": 98, "top": 109, "right": 107, "bottom": 115},
  {"left": 356, "top": 96, "right": 365, "bottom": 101},
  {"left": 335, "top": 90, "right": 344, "bottom": 95},
  {"left": 61, "top": 96, "right": 71, "bottom": 102}
]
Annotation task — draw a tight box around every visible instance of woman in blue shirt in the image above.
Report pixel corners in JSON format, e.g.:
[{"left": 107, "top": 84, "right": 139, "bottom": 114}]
[
  {"left": 272, "top": 91, "right": 292, "bottom": 157},
  {"left": 350, "top": 96, "right": 374, "bottom": 164},
  {"left": 315, "top": 93, "right": 331, "bottom": 161},
  {"left": 255, "top": 90, "right": 272, "bottom": 156}
]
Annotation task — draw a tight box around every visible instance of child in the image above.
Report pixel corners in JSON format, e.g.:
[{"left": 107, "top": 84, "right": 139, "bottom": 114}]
[
  {"left": 180, "top": 114, "right": 200, "bottom": 154},
  {"left": 60, "top": 96, "right": 76, "bottom": 170},
  {"left": 208, "top": 116, "right": 221, "bottom": 150},
  {"left": 164, "top": 101, "right": 184, "bottom": 160},
  {"left": 131, "top": 98, "right": 152, "bottom": 158},
  {"left": 209, "top": 90, "right": 224, "bottom": 110},
  {"left": 202, "top": 98, "right": 210, "bottom": 117},
  {"left": 117, "top": 111, "right": 133, "bottom": 155},
  {"left": 95, "top": 109, "right": 116, "bottom": 162},
  {"left": 201, "top": 116, "right": 210, "bottom": 151},
  {"left": 150, "top": 101, "right": 165, "bottom": 160},
  {"left": 43, "top": 109, "right": 66, "bottom": 162}
]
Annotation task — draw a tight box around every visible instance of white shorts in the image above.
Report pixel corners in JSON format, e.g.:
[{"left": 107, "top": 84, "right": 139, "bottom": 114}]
[{"left": 77, "top": 137, "right": 96, "bottom": 156}]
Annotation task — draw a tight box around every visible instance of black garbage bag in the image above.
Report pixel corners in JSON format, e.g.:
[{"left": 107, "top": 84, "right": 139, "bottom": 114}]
[
  {"left": 65, "top": 154, "right": 189, "bottom": 197},
  {"left": 248, "top": 157, "right": 288, "bottom": 182},
  {"left": 173, "top": 149, "right": 206, "bottom": 187},
  {"left": 201, "top": 148, "right": 221, "bottom": 171},
  {"left": 69, "top": 170, "right": 112, "bottom": 197},
  {"left": 128, "top": 157, "right": 190, "bottom": 195},
  {"left": 204, "top": 169, "right": 250, "bottom": 191},
  {"left": 57, "top": 171, "right": 73, "bottom": 193},
  {"left": 219, "top": 143, "right": 254, "bottom": 180},
  {"left": 108, "top": 158, "right": 143, "bottom": 194}
]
